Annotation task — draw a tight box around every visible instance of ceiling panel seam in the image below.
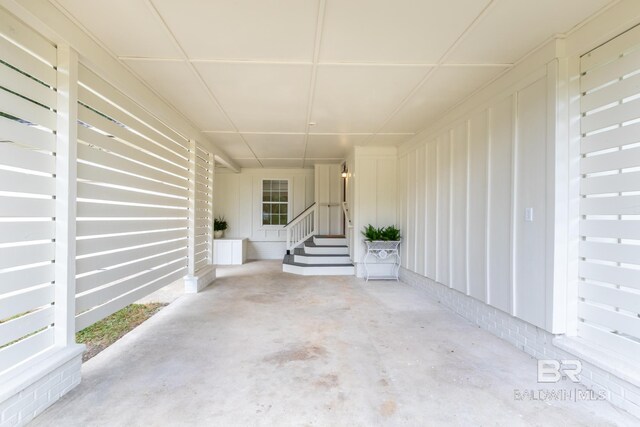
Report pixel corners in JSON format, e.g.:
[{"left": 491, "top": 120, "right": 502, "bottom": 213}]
[{"left": 146, "top": 0, "right": 263, "bottom": 168}]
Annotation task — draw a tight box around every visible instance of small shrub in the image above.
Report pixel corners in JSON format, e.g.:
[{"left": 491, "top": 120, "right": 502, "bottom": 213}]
[
  {"left": 362, "top": 224, "right": 401, "bottom": 241},
  {"left": 214, "top": 216, "right": 228, "bottom": 231}
]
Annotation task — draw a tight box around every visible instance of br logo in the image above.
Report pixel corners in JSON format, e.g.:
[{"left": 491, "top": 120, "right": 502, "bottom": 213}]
[{"left": 537, "top": 359, "right": 582, "bottom": 383}]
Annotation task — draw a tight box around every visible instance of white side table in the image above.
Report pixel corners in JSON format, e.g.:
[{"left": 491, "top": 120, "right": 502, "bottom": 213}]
[
  {"left": 213, "top": 238, "right": 247, "bottom": 265},
  {"left": 363, "top": 240, "right": 401, "bottom": 281}
]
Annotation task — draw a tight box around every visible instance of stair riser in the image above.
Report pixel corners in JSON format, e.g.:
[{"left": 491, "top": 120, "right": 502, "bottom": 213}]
[
  {"left": 294, "top": 255, "right": 351, "bottom": 265},
  {"left": 304, "top": 246, "right": 349, "bottom": 255},
  {"left": 313, "top": 237, "right": 348, "bottom": 246},
  {"left": 283, "top": 264, "right": 355, "bottom": 276}
]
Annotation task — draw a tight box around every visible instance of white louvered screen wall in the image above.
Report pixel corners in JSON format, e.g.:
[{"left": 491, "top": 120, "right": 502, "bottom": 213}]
[
  {"left": 0, "top": 10, "right": 58, "bottom": 373},
  {"left": 193, "top": 143, "right": 214, "bottom": 273},
  {"left": 74, "top": 64, "right": 190, "bottom": 331},
  {"left": 578, "top": 25, "right": 640, "bottom": 357}
]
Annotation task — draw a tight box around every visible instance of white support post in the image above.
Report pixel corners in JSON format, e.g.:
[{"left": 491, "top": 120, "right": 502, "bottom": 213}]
[
  {"left": 184, "top": 141, "right": 216, "bottom": 293},
  {"left": 54, "top": 44, "right": 79, "bottom": 346},
  {"left": 187, "top": 139, "right": 197, "bottom": 278},
  {"left": 208, "top": 152, "right": 215, "bottom": 266}
]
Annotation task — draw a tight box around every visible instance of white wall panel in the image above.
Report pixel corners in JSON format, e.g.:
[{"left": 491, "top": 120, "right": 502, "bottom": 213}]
[
  {"left": 514, "top": 77, "right": 548, "bottom": 327},
  {"left": 450, "top": 123, "right": 468, "bottom": 293},
  {"left": 487, "top": 96, "right": 514, "bottom": 312},
  {"left": 214, "top": 168, "right": 314, "bottom": 259},
  {"left": 467, "top": 111, "right": 489, "bottom": 301},
  {"left": 435, "top": 134, "right": 451, "bottom": 287},
  {"left": 415, "top": 146, "right": 426, "bottom": 276},
  {"left": 425, "top": 142, "right": 437, "bottom": 279}
]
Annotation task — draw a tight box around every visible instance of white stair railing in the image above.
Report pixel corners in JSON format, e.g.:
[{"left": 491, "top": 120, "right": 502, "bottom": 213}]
[{"left": 285, "top": 203, "right": 317, "bottom": 252}]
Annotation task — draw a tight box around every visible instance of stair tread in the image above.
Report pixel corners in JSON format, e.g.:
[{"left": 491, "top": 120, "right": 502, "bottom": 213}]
[
  {"left": 304, "top": 240, "right": 347, "bottom": 248},
  {"left": 314, "top": 235, "right": 346, "bottom": 239},
  {"left": 294, "top": 248, "right": 349, "bottom": 257},
  {"left": 283, "top": 255, "right": 354, "bottom": 268}
]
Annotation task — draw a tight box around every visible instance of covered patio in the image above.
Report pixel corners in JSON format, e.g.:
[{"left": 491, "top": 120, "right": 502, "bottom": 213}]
[{"left": 28, "top": 262, "right": 634, "bottom": 425}]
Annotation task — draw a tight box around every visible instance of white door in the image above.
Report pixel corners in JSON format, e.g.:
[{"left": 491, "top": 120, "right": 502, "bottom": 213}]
[{"left": 315, "top": 164, "right": 343, "bottom": 235}]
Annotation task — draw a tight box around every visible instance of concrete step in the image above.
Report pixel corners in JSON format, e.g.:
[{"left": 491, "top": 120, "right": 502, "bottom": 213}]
[
  {"left": 303, "top": 239, "right": 349, "bottom": 255},
  {"left": 313, "top": 235, "right": 347, "bottom": 246},
  {"left": 282, "top": 254, "right": 355, "bottom": 276},
  {"left": 293, "top": 248, "right": 351, "bottom": 265}
]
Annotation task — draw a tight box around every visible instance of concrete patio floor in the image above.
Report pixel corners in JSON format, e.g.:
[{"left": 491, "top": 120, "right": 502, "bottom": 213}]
[{"left": 33, "top": 261, "right": 635, "bottom": 426}]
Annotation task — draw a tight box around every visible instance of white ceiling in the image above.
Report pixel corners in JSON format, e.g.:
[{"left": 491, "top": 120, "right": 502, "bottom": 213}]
[{"left": 54, "top": 0, "right": 613, "bottom": 169}]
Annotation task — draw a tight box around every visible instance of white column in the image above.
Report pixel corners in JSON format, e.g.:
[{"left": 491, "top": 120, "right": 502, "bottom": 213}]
[
  {"left": 54, "top": 44, "right": 78, "bottom": 346},
  {"left": 208, "top": 152, "right": 215, "bottom": 266}
]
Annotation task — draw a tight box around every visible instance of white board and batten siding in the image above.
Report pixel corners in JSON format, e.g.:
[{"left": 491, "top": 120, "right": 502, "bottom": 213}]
[
  {"left": 578, "top": 25, "right": 640, "bottom": 358},
  {"left": 74, "top": 64, "right": 193, "bottom": 331},
  {"left": 398, "top": 63, "right": 563, "bottom": 332},
  {"left": 0, "top": 8, "right": 58, "bottom": 374},
  {"left": 215, "top": 168, "right": 314, "bottom": 259}
]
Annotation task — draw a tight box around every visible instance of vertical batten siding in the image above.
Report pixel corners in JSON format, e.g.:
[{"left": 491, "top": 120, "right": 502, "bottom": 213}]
[{"left": 398, "top": 67, "right": 553, "bottom": 331}]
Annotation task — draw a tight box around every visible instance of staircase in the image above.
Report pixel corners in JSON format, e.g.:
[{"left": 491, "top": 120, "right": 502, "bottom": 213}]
[{"left": 282, "top": 235, "right": 355, "bottom": 276}]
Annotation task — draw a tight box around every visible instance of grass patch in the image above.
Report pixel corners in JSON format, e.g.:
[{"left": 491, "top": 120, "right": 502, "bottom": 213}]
[{"left": 76, "top": 303, "right": 167, "bottom": 362}]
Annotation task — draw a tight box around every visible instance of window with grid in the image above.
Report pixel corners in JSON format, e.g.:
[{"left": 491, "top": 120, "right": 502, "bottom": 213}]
[{"left": 262, "top": 180, "right": 289, "bottom": 226}]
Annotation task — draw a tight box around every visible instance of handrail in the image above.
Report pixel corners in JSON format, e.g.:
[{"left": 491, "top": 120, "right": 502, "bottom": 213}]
[
  {"left": 284, "top": 203, "right": 318, "bottom": 252},
  {"left": 342, "top": 201, "right": 353, "bottom": 228},
  {"left": 284, "top": 202, "right": 316, "bottom": 228}
]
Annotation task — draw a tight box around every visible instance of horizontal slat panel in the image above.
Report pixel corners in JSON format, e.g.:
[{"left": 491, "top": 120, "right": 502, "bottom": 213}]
[
  {"left": 76, "top": 239, "right": 186, "bottom": 275},
  {"left": 0, "top": 221, "right": 54, "bottom": 243},
  {"left": 78, "top": 65, "right": 188, "bottom": 150},
  {"left": 76, "top": 219, "right": 187, "bottom": 237},
  {"left": 0, "top": 115, "right": 55, "bottom": 152},
  {"left": 0, "top": 196, "right": 55, "bottom": 218},
  {"left": 582, "top": 48, "right": 640, "bottom": 93},
  {"left": 582, "top": 72, "right": 640, "bottom": 113},
  {"left": 77, "top": 259, "right": 186, "bottom": 313},
  {"left": 195, "top": 258, "right": 208, "bottom": 272},
  {"left": 77, "top": 141, "right": 187, "bottom": 189},
  {"left": 194, "top": 234, "right": 209, "bottom": 246},
  {"left": 0, "top": 169, "right": 55, "bottom": 196},
  {"left": 579, "top": 301, "right": 640, "bottom": 339},
  {"left": 0, "top": 306, "right": 54, "bottom": 347},
  {"left": 78, "top": 87, "right": 188, "bottom": 160},
  {"left": 77, "top": 248, "right": 187, "bottom": 293},
  {"left": 0, "top": 142, "right": 56, "bottom": 173},
  {"left": 0, "top": 285, "right": 54, "bottom": 320},
  {"left": 581, "top": 121, "right": 640, "bottom": 154},
  {"left": 580, "top": 219, "right": 640, "bottom": 240},
  {"left": 0, "top": 36, "right": 55, "bottom": 87},
  {"left": 77, "top": 163, "right": 185, "bottom": 198},
  {"left": 77, "top": 124, "right": 186, "bottom": 179},
  {"left": 0, "top": 8, "right": 56, "bottom": 66},
  {"left": 580, "top": 241, "right": 640, "bottom": 264},
  {"left": 0, "top": 264, "right": 54, "bottom": 295},
  {"left": 0, "top": 242, "right": 55, "bottom": 269},
  {"left": 579, "top": 282, "right": 640, "bottom": 314},
  {"left": 580, "top": 171, "right": 640, "bottom": 195},
  {"left": 77, "top": 182, "right": 186, "bottom": 209},
  {"left": 580, "top": 146, "right": 640, "bottom": 174},
  {"left": 580, "top": 195, "right": 640, "bottom": 215},
  {"left": 579, "top": 260, "right": 640, "bottom": 290},
  {"left": 77, "top": 229, "right": 186, "bottom": 256},
  {"left": 76, "top": 267, "right": 186, "bottom": 332},
  {"left": 581, "top": 25, "right": 640, "bottom": 73},
  {"left": 577, "top": 322, "right": 640, "bottom": 357},
  {"left": 0, "top": 89, "right": 56, "bottom": 130},
  {"left": 78, "top": 105, "right": 187, "bottom": 171},
  {"left": 0, "top": 63, "right": 56, "bottom": 108},
  {"left": 582, "top": 97, "right": 640, "bottom": 134},
  {"left": 77, "top": 201, "right": 188, "bottom": 218},
  {"left": 0, "top": 328, "right": 53, "bottom": 373}
]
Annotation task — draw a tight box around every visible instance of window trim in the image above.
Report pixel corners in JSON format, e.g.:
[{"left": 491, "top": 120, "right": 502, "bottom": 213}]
[{"left": 260, "top": 178, "right": 291, "bottom": 229}]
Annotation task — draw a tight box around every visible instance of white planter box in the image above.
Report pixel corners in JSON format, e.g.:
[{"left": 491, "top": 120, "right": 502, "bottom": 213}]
[{"left": 213, "top": 238, "right": 247, "bottom": 265}]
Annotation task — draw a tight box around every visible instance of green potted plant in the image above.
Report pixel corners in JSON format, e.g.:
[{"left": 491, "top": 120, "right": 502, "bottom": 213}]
[{"left": 214, "top": 216, "right": 228, "bottom": 239}]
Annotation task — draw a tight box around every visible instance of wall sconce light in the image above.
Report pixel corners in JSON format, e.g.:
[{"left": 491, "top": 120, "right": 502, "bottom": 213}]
[{"left": 341, "top": 165, "right": 348, "bottom": 178}]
